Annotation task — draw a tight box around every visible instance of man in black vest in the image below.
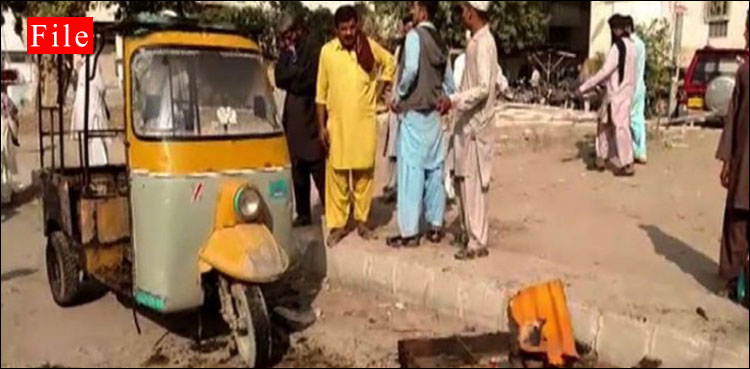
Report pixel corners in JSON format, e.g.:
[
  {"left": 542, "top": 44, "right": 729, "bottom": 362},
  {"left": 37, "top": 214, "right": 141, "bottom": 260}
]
[{"left": 387, "top": 1, "right": 455, "bottom": 248}]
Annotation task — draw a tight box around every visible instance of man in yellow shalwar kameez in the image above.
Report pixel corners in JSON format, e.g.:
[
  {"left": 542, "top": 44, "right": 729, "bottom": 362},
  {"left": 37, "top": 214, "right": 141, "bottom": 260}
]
[{"left": 316, "top": 6, "right": 395, "bottom": 246}]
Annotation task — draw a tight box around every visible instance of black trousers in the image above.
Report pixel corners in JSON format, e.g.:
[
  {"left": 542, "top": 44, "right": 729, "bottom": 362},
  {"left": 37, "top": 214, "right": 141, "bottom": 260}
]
[
  {"left": 292, "top": 158, "right": 326, "bottom": 220},
  {"left": 719, "top": 208, "right": 749, "bottom": 283}
]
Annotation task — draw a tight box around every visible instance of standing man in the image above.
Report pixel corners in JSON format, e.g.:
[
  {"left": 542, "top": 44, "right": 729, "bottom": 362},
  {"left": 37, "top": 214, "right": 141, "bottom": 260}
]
[
  {"left": 443, "top": 1, "right": 499, "bottom": 260},
  {"left": 579, "top": 15, "right": 637, "bottom": 177},
  {"left": 382, "top": 15, "right": 416, "bottom": 204},
  {"left": 316, "top": 6, "right": 395, "bottom": 246},
  {"left": 1, "top": 75, "right": 20, "bottom": 205},
  {"left": 71, "top": 55, "right": 110, "bottom": 166},
  {"left": 276, "top": 15, "right": 326, "bottom": 228},
  {"left": 716, "top": 11, "right": 748, "bottom": 299},
  {"left": 625, "top": 16, "right": 648, "bottom": 165},
  {"left": 386, "top": 1, "right": 455, "bottom": 248}
]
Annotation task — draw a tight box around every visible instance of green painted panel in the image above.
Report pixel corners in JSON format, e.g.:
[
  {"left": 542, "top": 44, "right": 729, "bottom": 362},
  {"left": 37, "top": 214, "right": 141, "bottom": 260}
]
[{"left": 130, "top": 169, "right": 297, "bottom": 313}]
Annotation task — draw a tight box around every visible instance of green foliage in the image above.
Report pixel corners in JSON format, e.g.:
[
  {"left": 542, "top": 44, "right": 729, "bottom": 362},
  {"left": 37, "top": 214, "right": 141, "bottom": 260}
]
[
  {"left": 198, "top": 1, "right": 333, "bottom": 58},
  {"left": 636, "top": 19, "right": 674, "bottom": 117},
  {"left": 2, "top": 1, "right": 91, "bottom": 35},
  {"left": 370, "top": 1, "right": 548, "bottom": 52},
  {"left": 107, "top": 1, "right": 199, "bottom": 19}
]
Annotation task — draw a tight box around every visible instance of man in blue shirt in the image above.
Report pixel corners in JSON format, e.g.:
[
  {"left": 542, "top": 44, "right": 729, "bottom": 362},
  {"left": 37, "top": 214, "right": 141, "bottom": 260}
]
[
  {"left": 625, "top": 16, "right": 648, "bottom": 164},
  {"left": 387, "top": 1, "right": 455, "bottom": 248}
]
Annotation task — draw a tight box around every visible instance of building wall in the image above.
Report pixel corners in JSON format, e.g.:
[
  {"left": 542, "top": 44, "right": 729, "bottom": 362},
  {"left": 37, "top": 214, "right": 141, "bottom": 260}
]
[{"left": 589, "top": 1, "right": 748, "bottom": 67}]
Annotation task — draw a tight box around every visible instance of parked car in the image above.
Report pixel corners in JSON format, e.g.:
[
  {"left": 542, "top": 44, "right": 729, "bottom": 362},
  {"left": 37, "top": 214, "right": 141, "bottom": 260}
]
[{"left": 681, "top": 47, "right": 749, "bottom": 111}]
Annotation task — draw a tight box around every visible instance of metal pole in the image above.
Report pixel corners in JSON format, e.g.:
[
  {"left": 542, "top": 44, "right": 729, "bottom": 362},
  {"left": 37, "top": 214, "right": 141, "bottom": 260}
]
[
  {"left": 37, "top": 55, "right": 45, "bottom": 169},
  {"left": 83, "top": 54, "right": 91, "bottom": 188},
  {"left": 57, "top": 55, "right": 65, "bottom": 169},
  {"left": 668, "top": 4, "right": 684, "bottom": 117},
  {"left": 49, "top": 109, "right": 55, "bottom": 170}
]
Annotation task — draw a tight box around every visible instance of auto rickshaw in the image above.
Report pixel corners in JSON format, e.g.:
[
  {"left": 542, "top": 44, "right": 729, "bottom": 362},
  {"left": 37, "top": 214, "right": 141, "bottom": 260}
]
[{"left": 36, "top": 15, "right": 322, "bottom": 368}]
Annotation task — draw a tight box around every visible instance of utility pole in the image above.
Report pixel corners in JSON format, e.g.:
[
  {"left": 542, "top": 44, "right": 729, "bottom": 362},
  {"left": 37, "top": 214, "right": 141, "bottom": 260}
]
[{"left": 668, "top": 1, "right": 686, "bottom": 117}]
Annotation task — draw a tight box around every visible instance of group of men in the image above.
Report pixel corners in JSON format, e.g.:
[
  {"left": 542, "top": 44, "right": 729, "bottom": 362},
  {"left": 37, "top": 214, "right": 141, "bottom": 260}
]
[
  {"left": 577, "top": 14, "right": 648, "bottom": 177},
  {"left": 278, "top": 1, "right": 497, "bottom": 260},
  {"left": 578, "top": 12, "right": 747, "bottom": 298}
]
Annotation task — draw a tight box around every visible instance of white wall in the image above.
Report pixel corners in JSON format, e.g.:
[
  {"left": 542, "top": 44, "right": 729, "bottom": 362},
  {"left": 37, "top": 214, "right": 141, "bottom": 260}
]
[
  {"left": 589, "top": 1, "right": 749, "bottom": 67},
  {"left": 589, "top": 1, "right": 669, "bottom": 59}
]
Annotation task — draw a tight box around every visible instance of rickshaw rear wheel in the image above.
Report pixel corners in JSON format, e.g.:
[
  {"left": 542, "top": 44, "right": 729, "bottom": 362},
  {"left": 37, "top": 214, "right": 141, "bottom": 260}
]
[
  {"left": 46, "top": 231, "right": 83, "bottom": 307},
  {"left": 219, "top": 278, "right": 272, "bottom": 368}
]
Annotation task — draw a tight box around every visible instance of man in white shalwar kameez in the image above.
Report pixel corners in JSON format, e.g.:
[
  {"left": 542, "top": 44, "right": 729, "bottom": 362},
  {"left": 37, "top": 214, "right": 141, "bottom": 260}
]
[
  {"left": 1, "top": 86, "right": 20, "bottom": 205},
  {"left": 71, "top": 56, "right": 109, "bottom": 166},
  {"left": 443, "top": 1, "right": 498, "bottom": 260}
]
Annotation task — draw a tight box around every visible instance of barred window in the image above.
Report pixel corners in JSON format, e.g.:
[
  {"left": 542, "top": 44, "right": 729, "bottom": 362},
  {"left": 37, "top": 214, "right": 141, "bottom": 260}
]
[{"left": 708, "top": 21, "right": 729, "bottom": 38}]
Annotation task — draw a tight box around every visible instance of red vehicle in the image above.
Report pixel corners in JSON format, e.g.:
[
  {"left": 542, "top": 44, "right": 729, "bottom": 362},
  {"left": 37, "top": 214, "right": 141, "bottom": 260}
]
[{"left": 682, "top": 47, "right": 749, "bottom": 110}]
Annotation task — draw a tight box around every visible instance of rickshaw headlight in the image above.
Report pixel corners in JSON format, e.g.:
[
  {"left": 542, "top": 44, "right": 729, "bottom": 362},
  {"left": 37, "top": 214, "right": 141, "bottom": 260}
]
[{"left": 234, "top": 186, "right": 262, "bottom": 222}]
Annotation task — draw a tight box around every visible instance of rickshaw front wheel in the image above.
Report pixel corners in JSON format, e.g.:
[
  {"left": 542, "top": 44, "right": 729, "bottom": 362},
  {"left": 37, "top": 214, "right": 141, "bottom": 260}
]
[
  {"left": 46, "top": 231, "right": 83, "bottom": 307},
  {"left": 219, "top": 277, "right": 272, "bottom": 368}
]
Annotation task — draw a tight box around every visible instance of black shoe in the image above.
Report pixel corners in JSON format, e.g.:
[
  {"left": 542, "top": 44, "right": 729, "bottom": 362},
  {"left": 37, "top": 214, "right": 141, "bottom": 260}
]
[
  {"left": 327, "top": 228, "right": 347, "bottom": 248},
  {"left": 614, "top": 164, "right": 635, "bottom": 177},
  {"left": 588, "top": 158, "right": 606, "bottom": 172},
  {"left": 451, "top": 232, "right": 469, "bottom": 248},
  {"left": 454, "top": 248, "right": 489, "bottom": 261},
  {"left": 595, "top": 158, "right": 607, "bottom": 172},
  {"left": 386, "top": 235, "right": 420, "bottom": 248},
  {"left": 426, "top": 229, "right": 445, "bottom": 244},
  {"left": 292, "top": 216, "right": 312, "bottom": 228}
]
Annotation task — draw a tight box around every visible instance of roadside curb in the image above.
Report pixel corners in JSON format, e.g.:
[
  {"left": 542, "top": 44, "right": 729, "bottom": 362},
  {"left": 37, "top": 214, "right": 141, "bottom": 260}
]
[{"left": 326, "top": 246, "right": 749, "bottom": 368}]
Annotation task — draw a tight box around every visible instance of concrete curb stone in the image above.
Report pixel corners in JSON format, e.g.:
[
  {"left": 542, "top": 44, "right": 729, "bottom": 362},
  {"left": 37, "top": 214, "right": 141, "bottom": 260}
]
[{"left": 325, "top": 247, "right": 750, "bottom": 368}]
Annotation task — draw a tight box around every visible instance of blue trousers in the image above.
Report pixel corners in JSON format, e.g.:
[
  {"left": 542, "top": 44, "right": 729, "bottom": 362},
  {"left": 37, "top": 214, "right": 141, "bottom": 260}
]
[
  {"left": 631, "top": 89, "right": 647, "bottom": 160},
  {"left": 397, "top": 161, "right": 445, "bottom": 238}
]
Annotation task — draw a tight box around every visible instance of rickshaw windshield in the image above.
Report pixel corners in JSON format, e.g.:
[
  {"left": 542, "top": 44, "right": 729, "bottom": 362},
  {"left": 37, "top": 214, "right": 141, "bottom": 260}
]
[{"left": 132, "top": 48, "right": 280, "bottom": 139}]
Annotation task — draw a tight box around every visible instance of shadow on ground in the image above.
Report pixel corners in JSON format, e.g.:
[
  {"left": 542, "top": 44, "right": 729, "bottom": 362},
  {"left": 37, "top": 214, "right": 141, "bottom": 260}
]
[
  {"left": 640, "top": 224, "right": 722, "bottom": 294},
  {"left": 1, "top": 268, "right": 38, "bottom": 282},
  {"left": 561, "top": 136, "right": 597, "bottom": 170},
  {"left": 1, "top": 185, "right": 38, "bottom": 223}
]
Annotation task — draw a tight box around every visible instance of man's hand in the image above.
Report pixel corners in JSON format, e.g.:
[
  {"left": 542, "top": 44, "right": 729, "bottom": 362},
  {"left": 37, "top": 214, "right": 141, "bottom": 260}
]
[
  {"left": 720, "top": 161, "right": 731, "bottom": 189},
  {"left": 319, "top": 127, "right": 330, "bottom": 154},
  {"left": 389, "top": 99, "right": 400, "bottom": 113},
  {"left": 438, "top": 96, "right": 453, "bottom": 115}
]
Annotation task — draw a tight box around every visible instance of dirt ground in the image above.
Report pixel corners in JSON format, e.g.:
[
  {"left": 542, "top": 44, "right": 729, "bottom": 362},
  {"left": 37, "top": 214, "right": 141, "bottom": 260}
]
[
  {"left": 364, "top": 115, "right": 748, "bottom": 337},
  {"left": 0, "top": 197, "right": 467, "bottom": 368},
  {"left": 3, "top": 101, "right": 748, "bottom": 367}
]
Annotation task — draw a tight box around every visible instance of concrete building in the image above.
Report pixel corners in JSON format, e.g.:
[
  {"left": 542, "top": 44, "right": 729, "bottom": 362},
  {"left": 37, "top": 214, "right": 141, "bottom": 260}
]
[{"left": 589, "top": 1, "right": 749, "bottom": 67}]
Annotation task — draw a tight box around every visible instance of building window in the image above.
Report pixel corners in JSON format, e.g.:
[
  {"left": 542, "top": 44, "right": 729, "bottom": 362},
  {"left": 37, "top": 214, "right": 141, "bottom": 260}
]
[
  {"left": 709, "top": 21, "right": 729, "bottom": 38},
  {"left": 706, "top": 1, "right": 730, "bottom": 21}
]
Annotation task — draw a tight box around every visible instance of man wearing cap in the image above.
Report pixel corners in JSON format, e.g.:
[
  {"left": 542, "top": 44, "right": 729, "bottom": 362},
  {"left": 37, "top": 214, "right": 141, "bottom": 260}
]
[
  {"left": 276, "top": 15, "right": 327, "bottom": 228},
  {"left": 625, "top": 15, "right": 648, "bottom": 165},
  {"left": 442, "top": 1, "right": 499, "bottom": 260},
  {"left": 386, "top": 1, "right": 455, "bottom": 248},
  {"left": 579, "top": 15, "right": 637, "bottom": 177}
]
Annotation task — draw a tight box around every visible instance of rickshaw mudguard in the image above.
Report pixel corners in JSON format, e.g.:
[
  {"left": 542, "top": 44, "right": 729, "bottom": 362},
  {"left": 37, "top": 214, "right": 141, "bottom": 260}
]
[{"left": 200, "top": 224, "right": 290, "bottom": 283}]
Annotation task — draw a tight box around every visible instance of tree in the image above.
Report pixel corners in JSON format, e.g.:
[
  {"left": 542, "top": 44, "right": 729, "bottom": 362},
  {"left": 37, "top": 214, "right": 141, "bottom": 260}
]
[
  {"left": 370, "top": 1, "right": 548, "bottom": 52},
  {"left": 636, "top": 19, "right": 674, "bottom": 117},
  {"left": 1, "top": 1, "right": 93, "bottom": 105},
  {"left": 107, "top": 1, "right": 199, "bottom": 19}
]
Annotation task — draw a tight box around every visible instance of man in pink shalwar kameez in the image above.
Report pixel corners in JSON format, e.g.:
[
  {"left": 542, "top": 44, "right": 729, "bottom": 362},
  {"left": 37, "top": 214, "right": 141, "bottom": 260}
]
[{"left": 579, "top": 15, "right": 637, "bottom": 177}]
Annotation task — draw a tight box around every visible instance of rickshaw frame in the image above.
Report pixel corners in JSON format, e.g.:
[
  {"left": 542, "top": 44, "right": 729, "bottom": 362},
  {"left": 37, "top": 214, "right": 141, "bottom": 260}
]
[{"left": 35, "top": 17, "right": 320, "bottom": 368}]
